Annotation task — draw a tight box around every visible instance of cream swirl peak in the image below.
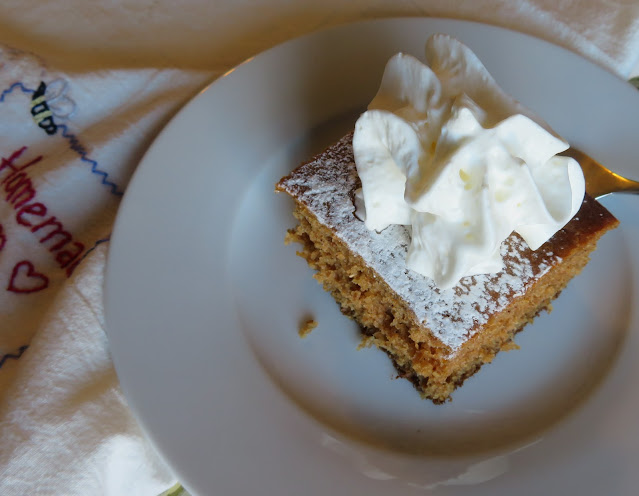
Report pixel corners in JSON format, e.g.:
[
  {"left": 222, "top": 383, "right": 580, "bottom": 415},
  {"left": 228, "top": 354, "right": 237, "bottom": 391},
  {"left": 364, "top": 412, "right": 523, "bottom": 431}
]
[{"left": 352, "top": 34, "right": 585, "bottom": 289}]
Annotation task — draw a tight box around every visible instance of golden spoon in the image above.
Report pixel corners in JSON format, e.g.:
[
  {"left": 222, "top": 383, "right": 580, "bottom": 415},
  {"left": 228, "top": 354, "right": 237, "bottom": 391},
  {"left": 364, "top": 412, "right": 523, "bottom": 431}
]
[{"left": 562, "top": 148, "right": 639, "bottom": 199}]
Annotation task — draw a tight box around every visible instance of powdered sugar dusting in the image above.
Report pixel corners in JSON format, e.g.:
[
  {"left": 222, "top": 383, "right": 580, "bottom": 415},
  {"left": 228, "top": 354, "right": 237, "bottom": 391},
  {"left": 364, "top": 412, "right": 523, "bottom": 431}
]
[{"left": 278, "top": 135, "right": 567, "bottom": 351}]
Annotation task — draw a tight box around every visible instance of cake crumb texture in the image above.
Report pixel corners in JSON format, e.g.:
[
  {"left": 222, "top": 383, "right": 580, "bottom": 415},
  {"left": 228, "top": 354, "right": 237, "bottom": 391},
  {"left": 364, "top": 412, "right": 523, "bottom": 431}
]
[
  {"left": 276, "top": 134, "right": 619, "bottom": 403},
  {"left": 298, "top": 319, "right": 318, "bottom": 338}
]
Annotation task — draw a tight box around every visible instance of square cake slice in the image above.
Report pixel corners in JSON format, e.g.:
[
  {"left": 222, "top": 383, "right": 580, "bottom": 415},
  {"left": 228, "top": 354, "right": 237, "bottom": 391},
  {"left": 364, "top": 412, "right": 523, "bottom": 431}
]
[{"left": 276, "top": 133, "right": 619, "bottom": 403}]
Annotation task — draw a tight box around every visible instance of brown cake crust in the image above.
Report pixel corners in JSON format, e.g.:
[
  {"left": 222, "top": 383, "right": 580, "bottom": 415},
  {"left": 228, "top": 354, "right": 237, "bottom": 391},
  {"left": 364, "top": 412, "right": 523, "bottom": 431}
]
[{"left": 276, "top": 133, "right": 619, "bottom": 403}]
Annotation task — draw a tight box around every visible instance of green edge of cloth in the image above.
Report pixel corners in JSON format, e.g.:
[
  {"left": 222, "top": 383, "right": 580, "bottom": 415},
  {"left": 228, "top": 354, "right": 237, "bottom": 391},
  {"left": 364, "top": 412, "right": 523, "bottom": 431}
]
[{"left": 159, "top": 482, "right": 190, "bottom": 496}]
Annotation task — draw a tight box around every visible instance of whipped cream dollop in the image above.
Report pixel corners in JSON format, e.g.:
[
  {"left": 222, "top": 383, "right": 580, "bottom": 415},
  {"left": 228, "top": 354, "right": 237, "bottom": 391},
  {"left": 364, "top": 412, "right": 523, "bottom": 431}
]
[{"left": 353, "top": 34, "right": 585, "bottom": 289}]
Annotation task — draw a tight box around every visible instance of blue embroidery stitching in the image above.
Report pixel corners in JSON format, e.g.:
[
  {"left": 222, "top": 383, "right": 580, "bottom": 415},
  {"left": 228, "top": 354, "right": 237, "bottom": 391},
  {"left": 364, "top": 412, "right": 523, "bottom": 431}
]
[
  {"left": 0, "top": 82, "right": 35, "bottom": 101},
  {"left": 57, "top": 124, "right": 124, "bottom": 196},
  {"left": 75, "top": 235, "right": 110, "bottom": 267},
  {"left": 0, "top": 345, "right": 29, "bottom": 369},
  {"left": 0, "top": 81, "right": 124, "bottom": 196}
]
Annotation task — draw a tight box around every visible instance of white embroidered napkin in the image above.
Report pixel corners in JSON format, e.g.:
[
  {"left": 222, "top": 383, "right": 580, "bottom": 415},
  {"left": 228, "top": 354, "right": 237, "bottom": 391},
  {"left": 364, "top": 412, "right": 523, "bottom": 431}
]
[{"left": 0, "top": 45, "right": 212, "bottom": 495}]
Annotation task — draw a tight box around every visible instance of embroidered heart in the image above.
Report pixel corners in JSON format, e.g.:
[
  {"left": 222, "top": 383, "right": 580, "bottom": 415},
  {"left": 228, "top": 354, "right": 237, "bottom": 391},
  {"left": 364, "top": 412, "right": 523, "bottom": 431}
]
[{"left": 7, "top": 260, "right": 49, "bottom": 294}]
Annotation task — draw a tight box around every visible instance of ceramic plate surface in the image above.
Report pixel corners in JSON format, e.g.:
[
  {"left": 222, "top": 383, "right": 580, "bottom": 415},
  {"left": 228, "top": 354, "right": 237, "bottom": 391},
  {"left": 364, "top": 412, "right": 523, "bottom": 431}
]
[{"left": 105, "top": 18, "right": 639, "bottom": 496}]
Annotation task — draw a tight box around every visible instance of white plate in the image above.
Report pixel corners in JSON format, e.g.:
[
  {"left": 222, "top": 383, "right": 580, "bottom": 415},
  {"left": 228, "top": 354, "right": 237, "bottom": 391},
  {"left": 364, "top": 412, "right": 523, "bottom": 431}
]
[{"left": 105, "top": 18, "right": 639, "bottom": 496}]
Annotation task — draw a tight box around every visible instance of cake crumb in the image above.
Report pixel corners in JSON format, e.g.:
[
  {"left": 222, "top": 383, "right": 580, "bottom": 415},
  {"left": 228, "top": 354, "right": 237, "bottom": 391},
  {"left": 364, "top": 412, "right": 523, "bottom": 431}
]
[
  {"left": 501, "top": 340, "right": 520, "bottom": 351},
  {"left": 298, "top": 319, "right": 318, "bottom": 338},
  {"left": 357, "top": 335, "right": 375, "bottom": 349}
]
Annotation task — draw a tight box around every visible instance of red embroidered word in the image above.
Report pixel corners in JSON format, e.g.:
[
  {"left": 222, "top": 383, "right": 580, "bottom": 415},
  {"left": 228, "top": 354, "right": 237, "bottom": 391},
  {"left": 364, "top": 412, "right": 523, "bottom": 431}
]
[
  {"left": 0, "top": 147, "right": 85, "bottom": 276},
  {"left": 7, "top": 260, "right": 49, "bottom": 293}
]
